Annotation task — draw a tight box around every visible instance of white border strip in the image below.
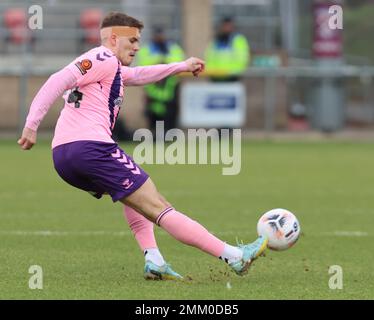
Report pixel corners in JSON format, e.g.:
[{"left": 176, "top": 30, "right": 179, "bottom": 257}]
[{"left": 0, "top": 230, "right": 370, "bottom": 237}]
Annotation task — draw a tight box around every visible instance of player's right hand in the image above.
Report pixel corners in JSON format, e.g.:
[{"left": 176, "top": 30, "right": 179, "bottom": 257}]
[
  {"left": 17, "top": 127, "right": 37, "bottom": 150},
  {"left": 185, "top": 57, "right": 205, "bottom": 77}
]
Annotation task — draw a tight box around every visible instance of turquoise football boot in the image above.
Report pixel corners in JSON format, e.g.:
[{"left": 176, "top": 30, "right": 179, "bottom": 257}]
[
  {"left": 144, "top": 261, "right": 183, "bottom": 280},
  {"left": 229, "top": 235, "right": 268, "bottom": 276}
]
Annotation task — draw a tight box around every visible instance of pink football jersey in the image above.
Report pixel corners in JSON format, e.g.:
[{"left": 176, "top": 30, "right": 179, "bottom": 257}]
[
  {"left": 52, "top": 45, "right": 123, "bottom": 148},
  {"left": 25, "top": 44, "right": 189, "bottom": 148}
]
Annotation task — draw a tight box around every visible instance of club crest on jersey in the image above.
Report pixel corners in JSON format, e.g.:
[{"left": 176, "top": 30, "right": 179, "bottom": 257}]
[{"left": 75, "top": 59, "right": 92, "bottom": 75}]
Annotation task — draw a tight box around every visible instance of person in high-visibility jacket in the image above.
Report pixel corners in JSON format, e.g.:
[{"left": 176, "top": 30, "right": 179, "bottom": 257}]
[
  {"left": 137, "top": 27, "right": 185, "bottom": 132},
  {"left": 205, "top": 17, "right": 250, "bottom": 81}
]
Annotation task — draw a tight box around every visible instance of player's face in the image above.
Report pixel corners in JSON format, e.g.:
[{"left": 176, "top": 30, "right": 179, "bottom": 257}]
[{"left": 117, "top": 35, "right": 140, "bottom": 66}]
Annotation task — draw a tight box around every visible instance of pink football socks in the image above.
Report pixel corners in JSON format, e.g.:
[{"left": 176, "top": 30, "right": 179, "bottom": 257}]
[
  {"left": 124, "top": 206, "right": 166, "bottom": 266},
  {"left": 125, "top": 205, "right": 243, "bottom": 265},
  {"left": 156, "top": 207, "right": 226, "bottom": 257}
]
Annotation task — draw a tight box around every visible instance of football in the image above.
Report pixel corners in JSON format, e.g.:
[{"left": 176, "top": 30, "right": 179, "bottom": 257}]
[{"left": 257, "top": 208, "right": 301, "bottom": 251}]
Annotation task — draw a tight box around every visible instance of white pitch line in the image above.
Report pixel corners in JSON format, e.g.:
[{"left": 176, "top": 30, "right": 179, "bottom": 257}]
[
  {"left": 0, "top": 230, "right": 370, "bottom": 237},
  {"left": 331, "top": 231, "right": 369, "bottom": 237}
]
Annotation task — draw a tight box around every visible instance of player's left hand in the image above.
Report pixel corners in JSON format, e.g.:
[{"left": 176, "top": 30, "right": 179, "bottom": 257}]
[
  {"left": 17, "top": 127, "right": 37, "bottom": 150},
  {"left": 185, "top": 57, "right": 205, "bottom": 77}
]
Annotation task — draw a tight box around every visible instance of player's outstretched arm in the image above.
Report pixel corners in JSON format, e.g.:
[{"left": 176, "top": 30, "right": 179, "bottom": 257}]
[
  {"left": 17, "top": 68, "right": 77, "bottom": 150},
  {"left": 122, "top": 57, "right": 205, "bottom": 86}
]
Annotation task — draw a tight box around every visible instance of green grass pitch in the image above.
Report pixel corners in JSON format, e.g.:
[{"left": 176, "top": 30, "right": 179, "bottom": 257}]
[{"left": 0, "top": 139, "right": 373, "bottom": 299}]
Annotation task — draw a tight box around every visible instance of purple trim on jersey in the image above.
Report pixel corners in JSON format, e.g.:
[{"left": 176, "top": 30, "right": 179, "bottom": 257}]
[{"left": 108, "top": 63, "right": 122, "bottom": 131}]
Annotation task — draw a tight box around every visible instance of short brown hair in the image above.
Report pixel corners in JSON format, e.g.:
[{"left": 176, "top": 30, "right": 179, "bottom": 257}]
[{"left": 101, "top": 12, "right": 144, "bottom": 30}]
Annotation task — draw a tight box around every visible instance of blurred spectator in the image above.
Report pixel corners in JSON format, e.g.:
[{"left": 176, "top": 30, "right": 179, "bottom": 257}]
[
  {"left": 3, "top": 8, "right": 34, "bottom": 50},
  {"left": 205, "top": 17, "right": 250, "bottom": 81},
  {"left": 79, "top": 9, "right": 102, "bottom": 52},
  {"left": 137, "top": 27, "right": 185, "bottom": 132}
]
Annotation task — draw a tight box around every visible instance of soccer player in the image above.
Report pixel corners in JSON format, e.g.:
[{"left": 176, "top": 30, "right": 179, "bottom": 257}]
[{"left": 18, "top": 12, "right": 267, "bottom": 280}]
